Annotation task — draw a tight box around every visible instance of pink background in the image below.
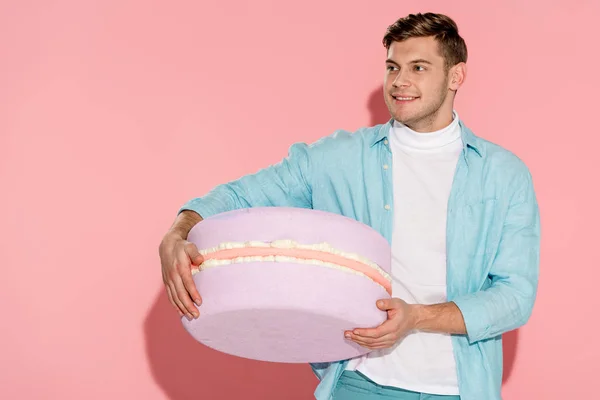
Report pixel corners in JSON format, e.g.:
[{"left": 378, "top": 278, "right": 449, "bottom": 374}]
[{"left": 1, "top": 0, "right": 598, "bottom": 399}]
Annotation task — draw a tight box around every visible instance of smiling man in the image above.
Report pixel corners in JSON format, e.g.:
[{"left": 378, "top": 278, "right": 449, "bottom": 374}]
[{"left": 159, "top": 12, "right": 540, "bottom": 400}]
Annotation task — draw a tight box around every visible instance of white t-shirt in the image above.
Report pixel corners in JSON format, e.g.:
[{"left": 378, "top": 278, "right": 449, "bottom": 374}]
[{"left": 345, "top": 111, "right": 463, "bottom": 395}]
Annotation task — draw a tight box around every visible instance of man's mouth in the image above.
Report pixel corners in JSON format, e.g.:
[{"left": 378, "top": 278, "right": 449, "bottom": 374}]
[{"left": 392, "top": 95, "right": 419, "bottom": 102}]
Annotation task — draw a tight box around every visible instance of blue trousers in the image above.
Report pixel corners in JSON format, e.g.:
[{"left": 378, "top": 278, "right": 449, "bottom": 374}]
[{"left": 332, "top": 370, "right": 461, "bottom": 399}]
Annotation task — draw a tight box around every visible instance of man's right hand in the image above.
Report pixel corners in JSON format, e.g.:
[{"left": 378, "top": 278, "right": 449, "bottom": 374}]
[{"left": 159, "top": 232, "right": 204, "bottom": 320}]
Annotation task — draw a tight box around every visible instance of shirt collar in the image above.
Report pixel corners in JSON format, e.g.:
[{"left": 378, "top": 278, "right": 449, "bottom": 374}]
[{"left": 370, "top": 117, "right": 485, "bottom": 159}]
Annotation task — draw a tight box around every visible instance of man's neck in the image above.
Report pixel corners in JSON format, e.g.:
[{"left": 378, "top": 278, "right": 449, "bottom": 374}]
[{"left": 396, "top": 110, "right": 457, "bottom": 134}]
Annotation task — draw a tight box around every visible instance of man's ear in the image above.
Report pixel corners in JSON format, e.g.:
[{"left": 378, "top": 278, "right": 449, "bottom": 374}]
[{"left": 449, "top": 62, "right": 467, "bottom": 91}]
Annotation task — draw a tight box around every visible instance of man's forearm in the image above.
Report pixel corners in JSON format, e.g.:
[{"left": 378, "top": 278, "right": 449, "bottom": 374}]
[
  {"left": 168, "top": 210, "right": 203, "bottom": 240},
  {"left": 412, "top": 301, "right": 467, "bottom": 335}
]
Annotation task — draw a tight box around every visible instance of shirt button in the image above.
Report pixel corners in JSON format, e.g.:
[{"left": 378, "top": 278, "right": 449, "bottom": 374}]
[
  {"left": 383, "top": 164, "right": 389, "bottom": 170},
  {"left": 384, "top": 139, "right": 389, "bottom": 145},
  {"left": 384, "top": 204, "right": 391, "bottom": 210}
]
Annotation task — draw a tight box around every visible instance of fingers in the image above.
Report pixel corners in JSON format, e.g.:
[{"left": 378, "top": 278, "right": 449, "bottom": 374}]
[
  {"left": 164, "top": 256, "right": 199, "bottom": 319},
  {"left": 351, "top": 338, "right": 396, "bottom": 349},
  {"left": 183, "top": 243, "right": 203, "bottom": 305},
  {"left": 346, "top": 331, "right": 398, "bottom": 349},
  {"left": 164, "top": 271, "right": 193, "bottom": 319},
  {"left": 344, "top": 318, "right": 399, "bottom": 349},
  {"left": 180, "top": 266, "right": 202, "bottom": 307},
  {"left": 160, "top": 236, "right": 203, "bottom": 319},
  {"left": 350, "top": 327, "right": 383, "bottom": 338},
  {"left": 171, "top": 272, "right": 199, "bottom": 319},
  {"left": 162, "top": 269, "right": 183, "bottom": 316},
  {"left": 169, "top": 281, "right": 190, "bottom": 319},
  {"left": 349, "top": 319, "right": 395, "bottom": 338},
  {"left": 165, "top": 285, "right": 183, "bottom": 317}
]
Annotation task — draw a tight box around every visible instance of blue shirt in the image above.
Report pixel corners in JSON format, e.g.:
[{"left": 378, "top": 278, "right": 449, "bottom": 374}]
[{"left": 179, "top": 118, "right": 541, "bottom": 400}]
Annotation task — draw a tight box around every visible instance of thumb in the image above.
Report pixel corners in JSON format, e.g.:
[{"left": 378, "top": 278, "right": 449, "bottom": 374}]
[
  {"left": 186, "top": 243, "right": 204, "bottom": 266},
  {"left": 377, "top": 298, "right": 401, "bottom": 310}
]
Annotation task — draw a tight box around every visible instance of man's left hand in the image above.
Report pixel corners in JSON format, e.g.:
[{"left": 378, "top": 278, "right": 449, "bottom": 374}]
[{"left": 344, "top": 298, "right": 419, "bottom": 350}]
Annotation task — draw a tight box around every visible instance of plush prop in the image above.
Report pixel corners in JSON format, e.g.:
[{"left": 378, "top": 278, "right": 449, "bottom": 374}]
[{"left": 181, "top": 207, "right": 391, "bottom": 363}]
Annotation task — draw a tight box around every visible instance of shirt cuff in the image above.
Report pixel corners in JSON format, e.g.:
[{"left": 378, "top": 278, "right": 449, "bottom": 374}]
[
  {"left": 452, "top": 293, "right": 492, "bottom": 344},
  {"left": 177, "top": 195, "right": 231, "bottom": 220}
]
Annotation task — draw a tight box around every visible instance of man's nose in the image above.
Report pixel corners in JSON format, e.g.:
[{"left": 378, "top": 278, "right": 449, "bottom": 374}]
[{"left": 392, "top": 69, "right": 411, "bottom": 87}]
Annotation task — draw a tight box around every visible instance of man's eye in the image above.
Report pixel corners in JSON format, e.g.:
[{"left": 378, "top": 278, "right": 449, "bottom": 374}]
[
  {"left": 386, "top": 65, "right": 398, "bottom": 71},
  {"left": 414, "top": 65, "right": 425, "bottom": 71}
]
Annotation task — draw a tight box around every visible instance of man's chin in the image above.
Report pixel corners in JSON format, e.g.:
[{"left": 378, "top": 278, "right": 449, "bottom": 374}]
[
  {"left": 390, "top": 112, "right": 414, "bottom": 125},
  {"left": 384, "top": 105, "right": 409, "bottom": 124}
]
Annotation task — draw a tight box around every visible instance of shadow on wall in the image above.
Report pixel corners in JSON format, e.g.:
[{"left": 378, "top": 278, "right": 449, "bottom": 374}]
[
  {"left": 144, "top": 290, "right": 317, "bottom": 400},
  {"left": 368, "top": 85, "right": 391, "bottom": 126},
  {"left": 145, "top": 85, "right": 519, "bottom": 400}
]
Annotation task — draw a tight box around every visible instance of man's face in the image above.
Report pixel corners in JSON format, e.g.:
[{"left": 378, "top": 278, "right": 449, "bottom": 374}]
[{"left": 383, "top": 36, "right": 460, "bottom": 132}]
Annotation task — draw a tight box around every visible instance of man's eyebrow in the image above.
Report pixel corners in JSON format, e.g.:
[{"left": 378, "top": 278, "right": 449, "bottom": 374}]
[{"left": 385, "top": 58, "right": 433, "bottom": 65}]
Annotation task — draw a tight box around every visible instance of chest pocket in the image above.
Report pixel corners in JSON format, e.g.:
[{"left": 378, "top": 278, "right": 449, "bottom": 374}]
[{"left": 449, "top": 199, "right": 501, "bottom": 257}]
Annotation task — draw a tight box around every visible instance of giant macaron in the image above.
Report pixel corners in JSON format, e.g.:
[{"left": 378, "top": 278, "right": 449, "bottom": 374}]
[{"left": 181, "top": 207, "right": 391, "bottom": 363}]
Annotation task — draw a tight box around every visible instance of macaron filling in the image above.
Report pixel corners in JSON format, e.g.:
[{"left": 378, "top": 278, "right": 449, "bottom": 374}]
[{"left": 194, "top": 240, "right": 392, "bottom": 295}]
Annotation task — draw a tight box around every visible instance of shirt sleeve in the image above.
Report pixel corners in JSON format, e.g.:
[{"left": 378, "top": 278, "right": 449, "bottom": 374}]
[
  {"left": 452, "top": 167, "right": 541, "bottom": 344},
  {"left": 178, "top": 141, "right": 314, "bottom": 219}
]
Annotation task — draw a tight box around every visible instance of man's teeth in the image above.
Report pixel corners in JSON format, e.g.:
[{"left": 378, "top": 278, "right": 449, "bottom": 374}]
[{"left": 394, "top": 96, "right": 416, "bottom": 100}]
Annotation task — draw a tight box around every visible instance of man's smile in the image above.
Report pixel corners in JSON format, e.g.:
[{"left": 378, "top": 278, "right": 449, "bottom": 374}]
[{"left": 391, "top": 94, "right": 420, "bottom": 103}]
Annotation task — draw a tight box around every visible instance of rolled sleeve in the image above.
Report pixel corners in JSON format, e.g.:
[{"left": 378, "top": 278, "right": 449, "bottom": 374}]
[
  {"left": 453, "top": 169, "right": 541, "bottom": 344},
  {"left": 453, "top": 291, "right": 495, "bottom": 344}
]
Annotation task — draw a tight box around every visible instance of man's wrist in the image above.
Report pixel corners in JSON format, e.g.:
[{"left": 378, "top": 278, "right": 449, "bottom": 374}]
[
  {"left": 168, "top": 210, "right": 203, "bottom": 240},
  {"left": 410, "top": 304, "right": 428, "bottom": 331},
  {"left": 164, "top": 229, "right": 186, "bottom": 242},
  {"left": 410, "top": 302, "right": 467, "bottom": 335}
]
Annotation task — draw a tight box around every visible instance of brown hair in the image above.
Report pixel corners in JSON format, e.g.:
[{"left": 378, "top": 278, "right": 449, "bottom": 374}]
[{"left": 382, "top": 13, "right": 468, "bottom": 71}]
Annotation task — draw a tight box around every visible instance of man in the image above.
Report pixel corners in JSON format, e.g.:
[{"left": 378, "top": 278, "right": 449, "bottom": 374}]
[{"left": 159, "top": 12, "right": 540, "bottom": 400}]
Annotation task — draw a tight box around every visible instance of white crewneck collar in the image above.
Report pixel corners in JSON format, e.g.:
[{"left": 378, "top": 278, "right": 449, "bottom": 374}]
[{"left": 390, "top": 110, "right": 461, "bottom": 151}]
